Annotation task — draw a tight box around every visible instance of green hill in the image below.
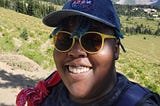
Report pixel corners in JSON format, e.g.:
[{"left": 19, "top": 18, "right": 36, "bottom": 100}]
[
  {"left": 0, "top": 8, "right": 159, "bottom": 94},
  {"left": 0, "top": 7, "right": 54, "bottom": 70}
]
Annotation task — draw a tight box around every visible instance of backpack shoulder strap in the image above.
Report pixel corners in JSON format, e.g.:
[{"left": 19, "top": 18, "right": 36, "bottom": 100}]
[
  {"left": 116, "top": 83, "right": 160, "bottom": 106},
  {"left": 45, "top": 71, "right": 61, "bottom": 88},
  {"left": 136, "top": 91, "right": 160, "bottom": 106}
]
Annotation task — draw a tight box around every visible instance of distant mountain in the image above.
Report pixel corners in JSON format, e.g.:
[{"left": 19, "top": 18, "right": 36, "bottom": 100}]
[
  {"left": 151, "top": 0, "right": 160, "bottom": 6},
  {"left": 112, "top": 0, "right": 160, "bottom": 6}
]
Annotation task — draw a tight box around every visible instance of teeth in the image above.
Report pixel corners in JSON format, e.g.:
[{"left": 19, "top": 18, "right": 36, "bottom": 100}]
[{"left": 68, "top": 66, "right": 91, "bottom": 74}]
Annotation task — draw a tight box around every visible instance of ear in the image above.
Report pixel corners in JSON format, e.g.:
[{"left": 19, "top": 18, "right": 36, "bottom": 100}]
[
  {"left": 114, "top": 39, "right": 120, "bottom": 60},
  {"left": 114, "top": 44, "right": 120, "bottom": 60}
]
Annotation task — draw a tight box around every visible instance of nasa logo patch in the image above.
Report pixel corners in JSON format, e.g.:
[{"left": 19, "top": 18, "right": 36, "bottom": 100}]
[{"left": 71, "top": 0, "right": 93, "bottom": 11}]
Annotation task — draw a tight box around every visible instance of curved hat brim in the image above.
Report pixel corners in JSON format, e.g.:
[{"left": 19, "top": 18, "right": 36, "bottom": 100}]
[{"left": 43, "top": 9, "right": 115, "bottom": 28}]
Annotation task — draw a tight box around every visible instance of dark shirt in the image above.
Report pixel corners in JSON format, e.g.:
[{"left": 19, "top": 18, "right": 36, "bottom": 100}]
[{"left": 42, "top": 73, "right": 158, "bottom": 106}]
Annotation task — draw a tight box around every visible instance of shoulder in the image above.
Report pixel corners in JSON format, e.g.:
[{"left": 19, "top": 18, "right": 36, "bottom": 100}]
[
  {"left": 116, "top": 78, "right": 160, "bottom": 106},
  {"left": 42, "top": 71, "right": 69, "bottom": 105},
  {"left": 42, "top": 81, "right": 65, "bottom": 106},
  {"left": 16, "top": 71, "right": 62, "bottom": 106}
]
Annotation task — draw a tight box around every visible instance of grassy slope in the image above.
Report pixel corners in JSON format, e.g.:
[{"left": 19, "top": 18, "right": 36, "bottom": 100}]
[
  {"left": 117, "top": 35, "right": 160, "bottom": 93},
  {"left": 0, "top": 8, "right": 159, "bottom": 93},
  {"left": 0, "top": 8, "right": 54, "bottom": 69},
  {"left": 118, "top": 16, "right": 160, "bottom": 94}
]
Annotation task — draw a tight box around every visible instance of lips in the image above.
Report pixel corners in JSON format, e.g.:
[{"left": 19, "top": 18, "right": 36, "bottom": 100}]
[
  {"left": 68, "top": 66, "right": 91, "bottom": 74},
  {"left": 63, "top": 60, "right": 93, "bottom": 80},
  {"left": 64, "top": 58, "right": 92, "bottom": 75},
  {"left": 64, "top": 65, "right": 92, "bottom": 80}
]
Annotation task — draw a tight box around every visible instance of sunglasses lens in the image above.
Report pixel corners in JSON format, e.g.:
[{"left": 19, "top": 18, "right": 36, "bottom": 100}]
[
  {"left": 54, "top": 32, "right": 72, "bottom": 51},
  {"left": 81, "top": 33, "right": 102, "bottom": 52}
]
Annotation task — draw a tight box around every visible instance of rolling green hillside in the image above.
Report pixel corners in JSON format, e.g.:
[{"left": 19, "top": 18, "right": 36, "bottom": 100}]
[
  {"left": 117, "top": 35, "right": 160, "bottom": 94},
  {"left": 0, "top": 7, "right": 54, "bottom": 69},
  {"left": 0, "top": 8, "right": 159, "bottom": 94}
]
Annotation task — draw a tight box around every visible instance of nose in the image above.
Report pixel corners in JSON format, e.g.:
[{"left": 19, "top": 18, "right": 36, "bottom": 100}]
[{"left": 67, "top": 40, "right": 87, "bottom": 58}]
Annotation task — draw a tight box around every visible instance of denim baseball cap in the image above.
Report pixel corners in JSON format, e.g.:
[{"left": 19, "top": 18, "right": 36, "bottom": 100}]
[
  {"left": 43, "top": 0, "right": 124, "bottom": 38},
  {"left": 43, "top": 0, "right": 126, "bottom": 52}
]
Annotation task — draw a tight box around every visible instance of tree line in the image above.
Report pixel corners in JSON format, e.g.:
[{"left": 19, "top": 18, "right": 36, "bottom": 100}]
[
  {"left": 121, "top": 23, "right": 160, "bottom": 36},
  {"left": 0, "top": 0, "right": 56, "bottom": 18}
]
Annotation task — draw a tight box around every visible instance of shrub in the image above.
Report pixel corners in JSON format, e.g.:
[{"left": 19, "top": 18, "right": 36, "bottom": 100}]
[{"left": 20, "top": 28, "right": 28, "bottom": 40}]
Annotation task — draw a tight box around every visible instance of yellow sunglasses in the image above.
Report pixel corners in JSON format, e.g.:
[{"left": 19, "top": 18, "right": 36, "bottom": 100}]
[{"left": 53, "top": 31, "right": 116, "bottom": 54}]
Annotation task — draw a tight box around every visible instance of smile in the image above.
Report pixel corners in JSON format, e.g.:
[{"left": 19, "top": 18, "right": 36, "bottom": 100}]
[{"left": 67, "top": 66, "right": 92, "bottom": 74}]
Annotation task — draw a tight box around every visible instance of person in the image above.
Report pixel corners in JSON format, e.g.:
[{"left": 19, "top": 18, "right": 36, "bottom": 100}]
[{"left": 16, "top": 0, "right": 160, "bottom": 106}]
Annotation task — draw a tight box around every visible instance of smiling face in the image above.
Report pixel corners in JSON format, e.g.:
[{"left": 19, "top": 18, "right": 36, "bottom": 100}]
[{"left": 53, "top": 16, "right": 119, "bottom": 103}]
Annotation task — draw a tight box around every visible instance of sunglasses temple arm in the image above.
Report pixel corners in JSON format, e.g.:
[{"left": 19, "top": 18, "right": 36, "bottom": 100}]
[{"left": 119, "top": 41, "right": 126, "bottom": 53}]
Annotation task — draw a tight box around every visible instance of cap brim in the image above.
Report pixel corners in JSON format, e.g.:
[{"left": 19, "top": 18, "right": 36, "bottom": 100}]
[{"left": 43, "top": 9, "right": 115, "bottom": 28}]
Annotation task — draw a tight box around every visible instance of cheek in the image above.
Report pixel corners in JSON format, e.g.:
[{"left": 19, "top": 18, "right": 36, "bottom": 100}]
[
  {"left": 86, "top": 43, "right": 115, "bottom": 93},
  {"left": 53, "top": 50, "right": 59, "bottom": 64},
  {"left": 53, "top": 50, "right": 66, "bottom": 69},
  {"left": 53, "top": 50, "right": 68, "bottom": 81},
  {"left": 89, "top": 42, "right": 115, "bottom": 80},
  {"left": 90, "top": 43, "right": 114, "bottom": 67}
]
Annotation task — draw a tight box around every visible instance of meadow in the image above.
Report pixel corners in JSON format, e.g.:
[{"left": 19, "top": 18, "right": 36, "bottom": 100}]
[
  {"left": 0, "top": 7, "right": 160, "bottom": 94},
  {"left": 117, "top": 35, "right": 160, "bottom": 93}
]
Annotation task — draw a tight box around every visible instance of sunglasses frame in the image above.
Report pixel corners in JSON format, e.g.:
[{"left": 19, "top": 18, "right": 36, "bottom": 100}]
[{"left": 53, "top": 31, "right": 116, "bottom": 54}]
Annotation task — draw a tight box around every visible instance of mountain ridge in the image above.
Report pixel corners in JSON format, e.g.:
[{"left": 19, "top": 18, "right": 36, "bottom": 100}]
[{"left": 112, "top": 0, "right": 160, "bottom": 5}]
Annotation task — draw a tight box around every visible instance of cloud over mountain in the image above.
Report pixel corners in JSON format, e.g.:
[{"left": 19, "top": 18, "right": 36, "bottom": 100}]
[{"left": 112, "top": 0, "right": 160, "bottom": 5}]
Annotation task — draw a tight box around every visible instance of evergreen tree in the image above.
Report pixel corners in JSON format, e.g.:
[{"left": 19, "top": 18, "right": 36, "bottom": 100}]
[
  {"left": 27, "top": 0, "right": 34, "bottom": 16},
  {"left": 15, "top": 0, "right": 23, "bottom": 13},
  {"left": 155, "top": 28, "right": 160, "bottom": 36}
]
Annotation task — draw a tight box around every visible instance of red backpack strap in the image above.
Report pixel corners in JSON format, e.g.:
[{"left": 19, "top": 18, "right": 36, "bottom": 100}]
[
  {"left": 45, "top": 71, "right": 61, "bottom": 87},
  {"left": 16, "top": 71, "right": 61, "bottom": 106}
]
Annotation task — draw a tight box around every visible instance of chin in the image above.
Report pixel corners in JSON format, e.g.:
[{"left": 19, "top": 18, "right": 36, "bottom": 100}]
[{"left": 67, "top": 82, "right": 92, "bottom": 100}]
